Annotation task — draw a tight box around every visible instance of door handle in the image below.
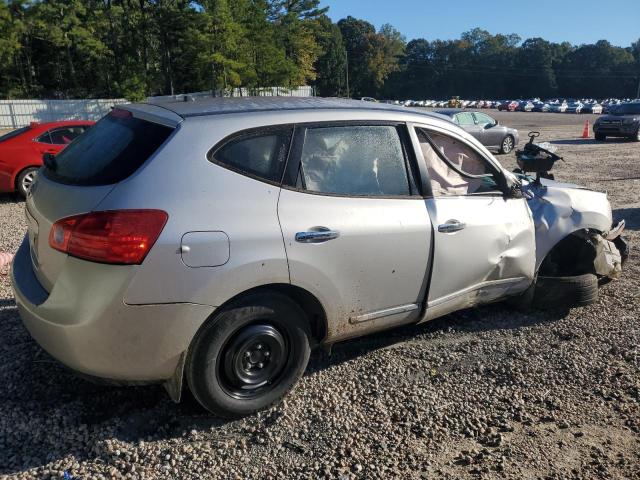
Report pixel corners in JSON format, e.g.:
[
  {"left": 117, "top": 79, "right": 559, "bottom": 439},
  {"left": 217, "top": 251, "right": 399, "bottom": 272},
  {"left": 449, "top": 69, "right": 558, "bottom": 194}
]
[
  {"left": 438, "top": 220, "right": 466, "bottom": 233},
  {"left": 295, "top": 227, "right": 340, "bottom": 243}
]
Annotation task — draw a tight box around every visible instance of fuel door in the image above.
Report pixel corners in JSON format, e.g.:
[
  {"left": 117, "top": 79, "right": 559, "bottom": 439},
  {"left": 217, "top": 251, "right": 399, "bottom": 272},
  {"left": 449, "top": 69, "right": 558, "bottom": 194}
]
[{"left": 180, "top": 231, "right": 230, "bottom": 268}]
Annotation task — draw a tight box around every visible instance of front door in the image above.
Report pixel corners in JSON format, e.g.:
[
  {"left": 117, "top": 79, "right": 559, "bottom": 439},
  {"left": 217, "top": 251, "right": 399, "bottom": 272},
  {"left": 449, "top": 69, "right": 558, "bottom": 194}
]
[
  {"left": 277, "top": 123, "right": 432, "bottom": 342},
  {"left": 412, "top": 125, "right": 536, "bottom": 321}
]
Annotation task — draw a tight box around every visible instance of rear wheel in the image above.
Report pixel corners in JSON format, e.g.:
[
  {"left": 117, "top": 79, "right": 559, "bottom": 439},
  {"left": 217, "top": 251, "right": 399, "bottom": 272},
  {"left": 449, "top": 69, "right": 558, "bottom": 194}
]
[
  {"left": 595, "top": 133, "right": 606, "bottom": 141},
  {"left": 500, "top": 135, "right": 515, "bottom": 154},
  {"left": 186, "top": 291, "right": 311, "bottom": 418},
  {"left": 16, "top": 167, "right": 39, "bottom": 198}
]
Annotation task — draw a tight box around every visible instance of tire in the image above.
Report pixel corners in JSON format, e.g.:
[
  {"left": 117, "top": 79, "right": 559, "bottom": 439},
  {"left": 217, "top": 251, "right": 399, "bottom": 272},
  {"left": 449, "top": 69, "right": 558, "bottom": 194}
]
[
  {"left": 500, "top": 135, "right": 515, "bottom": 154},
  {"left": 186, "top": 291, "right": 311, "bottom": 418},
  {"left": 16, "top": 167, "right": 39, "bottom": 198},
  {"left": 533, "top": 273, "right": 598, "bottom": 309},
  {"left": 632, "top": 128, "right": 640, "bottom": 142},
  {"left": 595, "top": 133, "right": 606, "bottom": 141}
]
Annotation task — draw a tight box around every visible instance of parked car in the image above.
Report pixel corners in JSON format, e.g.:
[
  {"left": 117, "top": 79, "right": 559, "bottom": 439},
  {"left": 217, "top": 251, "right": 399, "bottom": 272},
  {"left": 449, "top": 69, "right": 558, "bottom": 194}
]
[
  {"left": 566, "top": 102, "right": 584, "bottom": 114},
  {"left": 435, "top": 109, "right": 519, "bottom": 154},
  {"left": 517, "top": 101, "right": 534, "bottom": 112},
  {"left": 498, "top": 101, "right": 518, "bottom": 112},
  {"left": 582, "top": 103, "right": 603, "bottom": 114},
  {"left": 549, "top": 102, "right": 568, "bottom": 113},
  {"left": 593, "top": 102, "right": 640, "bottom": 141},
  {"left": 0, "top": 120, "right": 94, "bottom": 197},
  {"left": 532, "top": 101, "right": 550, "bottom": 112},
  {"left": 12, "top": 98, "right": 628, "bottom": 418}
]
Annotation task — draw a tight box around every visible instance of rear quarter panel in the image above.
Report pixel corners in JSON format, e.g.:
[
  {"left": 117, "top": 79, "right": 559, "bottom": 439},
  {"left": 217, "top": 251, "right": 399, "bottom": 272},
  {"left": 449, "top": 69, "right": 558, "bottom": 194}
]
[{"left": 96, "top": 115, "right": 291, "bottom": 307}]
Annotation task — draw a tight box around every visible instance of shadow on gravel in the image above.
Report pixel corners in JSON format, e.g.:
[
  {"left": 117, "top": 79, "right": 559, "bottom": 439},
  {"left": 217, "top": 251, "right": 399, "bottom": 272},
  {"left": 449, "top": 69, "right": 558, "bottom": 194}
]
[
  {"left": 306, "top": 303, "right": 569, "bottom": 375},
  {"left": 613, "top": 207, "right": 640, "bottom": 231},
  {"left": 0, "top": 298, "right": 569, "bottom": 475},
  {"left": 0, "top": 193, "right": 22, "bottom": 205}
]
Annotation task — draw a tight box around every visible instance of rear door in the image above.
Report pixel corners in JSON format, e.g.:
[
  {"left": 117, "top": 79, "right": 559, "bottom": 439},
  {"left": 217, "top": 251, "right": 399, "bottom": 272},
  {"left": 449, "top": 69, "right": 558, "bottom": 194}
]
[
  {"left": 277, "top": 123, "right": 432, "bottom": 342},
  {"left": 411, "top": 124, "right": 535, "bottom": 321}
]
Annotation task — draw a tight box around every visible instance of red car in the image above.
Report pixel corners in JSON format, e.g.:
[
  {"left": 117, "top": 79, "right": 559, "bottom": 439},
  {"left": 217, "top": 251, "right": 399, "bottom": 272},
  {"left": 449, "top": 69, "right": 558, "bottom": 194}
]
[{"left": 0, "top": 120, "right": 94, "bottom": 197}]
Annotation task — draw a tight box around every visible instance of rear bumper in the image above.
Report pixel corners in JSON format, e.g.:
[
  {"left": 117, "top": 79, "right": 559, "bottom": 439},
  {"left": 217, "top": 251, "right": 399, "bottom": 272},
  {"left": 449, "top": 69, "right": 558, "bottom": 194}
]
[{"left": 11, "top": 236, "right": 214, "bottom": 381}]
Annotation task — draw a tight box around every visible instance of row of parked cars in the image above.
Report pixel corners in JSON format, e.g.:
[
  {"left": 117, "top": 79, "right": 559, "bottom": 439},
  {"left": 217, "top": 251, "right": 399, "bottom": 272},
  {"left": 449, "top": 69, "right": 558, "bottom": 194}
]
[{"left": 397, "top": 98, "right": 639, "bottom": 114}]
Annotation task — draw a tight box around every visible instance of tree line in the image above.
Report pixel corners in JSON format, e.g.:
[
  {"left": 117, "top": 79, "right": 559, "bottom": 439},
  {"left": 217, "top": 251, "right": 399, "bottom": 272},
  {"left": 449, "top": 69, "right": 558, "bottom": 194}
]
[{"left": 1, "top": 1, "right": 639, "bottom": 101}]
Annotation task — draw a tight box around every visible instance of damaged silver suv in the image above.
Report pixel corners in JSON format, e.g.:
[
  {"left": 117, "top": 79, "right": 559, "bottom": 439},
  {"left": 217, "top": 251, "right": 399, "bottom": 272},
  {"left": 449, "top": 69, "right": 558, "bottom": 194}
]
[{"left": 11, "top": 97, "right": 628, "bottom": 418}]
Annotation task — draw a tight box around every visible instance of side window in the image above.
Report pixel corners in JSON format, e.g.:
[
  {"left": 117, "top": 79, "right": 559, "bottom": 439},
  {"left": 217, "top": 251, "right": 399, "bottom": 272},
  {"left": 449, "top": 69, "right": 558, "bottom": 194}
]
[
  {"left": 416, "top": 128, "right": 500, "bottom": 196},
  {"left": 299, "top": 125, "right": 411, "bottom": 196},
  {"left": 49, "top": 127, "right": 85, "bottom": 145},
  {"left": 473, "top": 113, "right": 494, "bottom": 127},
  {"left": 455, "top": 112, "right": 475, "bottom": 126},
  {"left": 210, "top": 128, "right": 292, "bottom": 183},
  {"left": 36, "top": 132, "right": 52, "bottom": 144}
]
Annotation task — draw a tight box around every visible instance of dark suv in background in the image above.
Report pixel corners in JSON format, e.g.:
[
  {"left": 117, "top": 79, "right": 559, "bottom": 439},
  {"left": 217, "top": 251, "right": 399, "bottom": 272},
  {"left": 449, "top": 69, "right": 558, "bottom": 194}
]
[{"left": 593, "top": 102, "right": 640, "bottom": 141}]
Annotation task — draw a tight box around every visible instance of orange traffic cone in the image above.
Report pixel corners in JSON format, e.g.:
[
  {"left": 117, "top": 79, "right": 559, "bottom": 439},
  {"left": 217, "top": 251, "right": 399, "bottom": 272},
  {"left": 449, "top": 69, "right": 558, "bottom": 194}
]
[{"left": 581, "top": 120, "right": 590, "bottom": 139}]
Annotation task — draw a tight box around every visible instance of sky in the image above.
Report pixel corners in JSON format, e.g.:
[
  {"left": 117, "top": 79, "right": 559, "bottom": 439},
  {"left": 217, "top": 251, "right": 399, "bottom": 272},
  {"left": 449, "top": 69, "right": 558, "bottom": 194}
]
[{"left": 321, "top": 0, "right": 640, "bottom": 47}]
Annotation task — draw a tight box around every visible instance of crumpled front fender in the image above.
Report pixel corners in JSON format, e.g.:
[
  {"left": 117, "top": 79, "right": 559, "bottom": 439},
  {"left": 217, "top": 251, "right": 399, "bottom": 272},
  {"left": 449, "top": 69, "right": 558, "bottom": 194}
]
[{"left": 524, "top": 179, "right": 613, "bottom": 268}]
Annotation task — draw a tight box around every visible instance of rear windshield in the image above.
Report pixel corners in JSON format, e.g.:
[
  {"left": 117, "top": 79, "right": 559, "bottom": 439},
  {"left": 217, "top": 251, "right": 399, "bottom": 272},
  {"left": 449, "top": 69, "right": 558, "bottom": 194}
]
[
  {"left": 43, "top": 110, "right": 173, "bottom": 186},
  {"left": 613, "top": 103, "right": 640, "bottom": 115},
  {"left": 0, "top": 126, "right": 31, "bottom": 143}
]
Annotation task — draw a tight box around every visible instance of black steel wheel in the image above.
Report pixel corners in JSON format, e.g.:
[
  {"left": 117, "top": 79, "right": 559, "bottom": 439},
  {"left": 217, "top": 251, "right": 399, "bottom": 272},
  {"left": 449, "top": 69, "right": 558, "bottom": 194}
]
[
  {"left": 186, "top": 291, "right": 311, "bottom": 418},
  {"left": 220, "top": 324, "right": 289, "bottom": 399}
]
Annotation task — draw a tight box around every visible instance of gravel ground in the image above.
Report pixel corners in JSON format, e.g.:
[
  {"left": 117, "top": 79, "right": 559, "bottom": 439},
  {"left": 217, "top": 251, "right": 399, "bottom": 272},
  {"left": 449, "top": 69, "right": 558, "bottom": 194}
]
[{"left": 0, "top": 112, "right": 639, "bottom": 479}]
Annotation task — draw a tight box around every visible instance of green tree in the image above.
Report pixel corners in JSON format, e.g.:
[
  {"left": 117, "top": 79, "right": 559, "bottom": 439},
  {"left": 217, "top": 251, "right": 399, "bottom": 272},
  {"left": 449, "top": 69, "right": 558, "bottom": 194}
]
[{"left": 312, "top": 14, "right": 346, "bottom": 96}]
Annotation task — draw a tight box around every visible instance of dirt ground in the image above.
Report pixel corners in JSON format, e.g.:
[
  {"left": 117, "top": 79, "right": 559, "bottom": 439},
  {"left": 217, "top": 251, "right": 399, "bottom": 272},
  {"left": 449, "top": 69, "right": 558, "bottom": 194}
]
[{"left": 0, "top": 111, "right": 639, "bottom": 479}]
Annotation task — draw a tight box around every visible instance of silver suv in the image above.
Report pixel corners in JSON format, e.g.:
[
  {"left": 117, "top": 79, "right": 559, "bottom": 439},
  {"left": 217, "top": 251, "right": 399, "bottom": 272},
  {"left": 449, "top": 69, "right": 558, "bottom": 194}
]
[{"left": 11, "top": 98, "right": 627, "bottom": 418}]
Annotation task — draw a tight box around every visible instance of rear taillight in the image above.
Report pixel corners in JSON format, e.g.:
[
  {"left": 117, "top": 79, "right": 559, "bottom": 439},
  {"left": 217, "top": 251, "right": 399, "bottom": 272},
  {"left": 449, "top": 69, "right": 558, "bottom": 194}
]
[{"left": 49, "top": 210, "right": 168, "bottom": 265}]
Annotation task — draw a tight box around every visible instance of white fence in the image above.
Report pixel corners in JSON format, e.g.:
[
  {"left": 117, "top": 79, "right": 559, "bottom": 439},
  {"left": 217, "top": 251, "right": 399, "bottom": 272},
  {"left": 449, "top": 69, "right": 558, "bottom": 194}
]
[{"left": 0, "top": 99, "right": 128, "bottom": 128}]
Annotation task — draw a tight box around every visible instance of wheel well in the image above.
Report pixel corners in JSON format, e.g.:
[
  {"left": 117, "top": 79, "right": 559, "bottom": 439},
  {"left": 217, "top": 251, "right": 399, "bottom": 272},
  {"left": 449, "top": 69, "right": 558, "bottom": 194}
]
[
  {"left": 215, "top": 284, "right": 328, "bottom": 346},
  {"left": 14, "top": 165, "right": 39, "bottom": 190},
  {"left": 538, "top": 229, "right": 599, "bottom": 277}
]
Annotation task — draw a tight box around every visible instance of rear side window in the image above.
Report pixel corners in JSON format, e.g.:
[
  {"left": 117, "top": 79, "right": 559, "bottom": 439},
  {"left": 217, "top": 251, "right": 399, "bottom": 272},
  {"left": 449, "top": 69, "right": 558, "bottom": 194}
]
[
  {"left": 299, "top": 125, "right": 411, "bottom": 196},
  {"left": 49, "top": 126, "right": 87, "bottom": 145},
  {"left": 36, "top": 132, "right": 53, "bottom": 143},
  {"left": 209, "top": 127, "right": 292, "bottom": 183},
  {"left": 44, "top": 111, "right": 173, "bottom": 186},
  {"left": 455, "top": 112, "right": 475, "bottom": 126}
]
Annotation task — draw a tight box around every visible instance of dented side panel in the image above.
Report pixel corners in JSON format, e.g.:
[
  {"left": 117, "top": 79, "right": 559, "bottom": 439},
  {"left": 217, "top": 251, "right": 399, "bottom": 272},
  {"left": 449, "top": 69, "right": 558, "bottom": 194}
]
[
  {"left": 423, "top": 195, "right": 536, "bottom": 321},
  {"left": 524, "top": 179, "right": 613, "bottom": 269}
]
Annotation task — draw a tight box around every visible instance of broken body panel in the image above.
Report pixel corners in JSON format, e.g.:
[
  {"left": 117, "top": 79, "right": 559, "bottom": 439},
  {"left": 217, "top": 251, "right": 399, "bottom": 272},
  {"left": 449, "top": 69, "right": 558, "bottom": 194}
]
[{"left": 524, "top": 178, "right": 624, "bottom": 279}]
